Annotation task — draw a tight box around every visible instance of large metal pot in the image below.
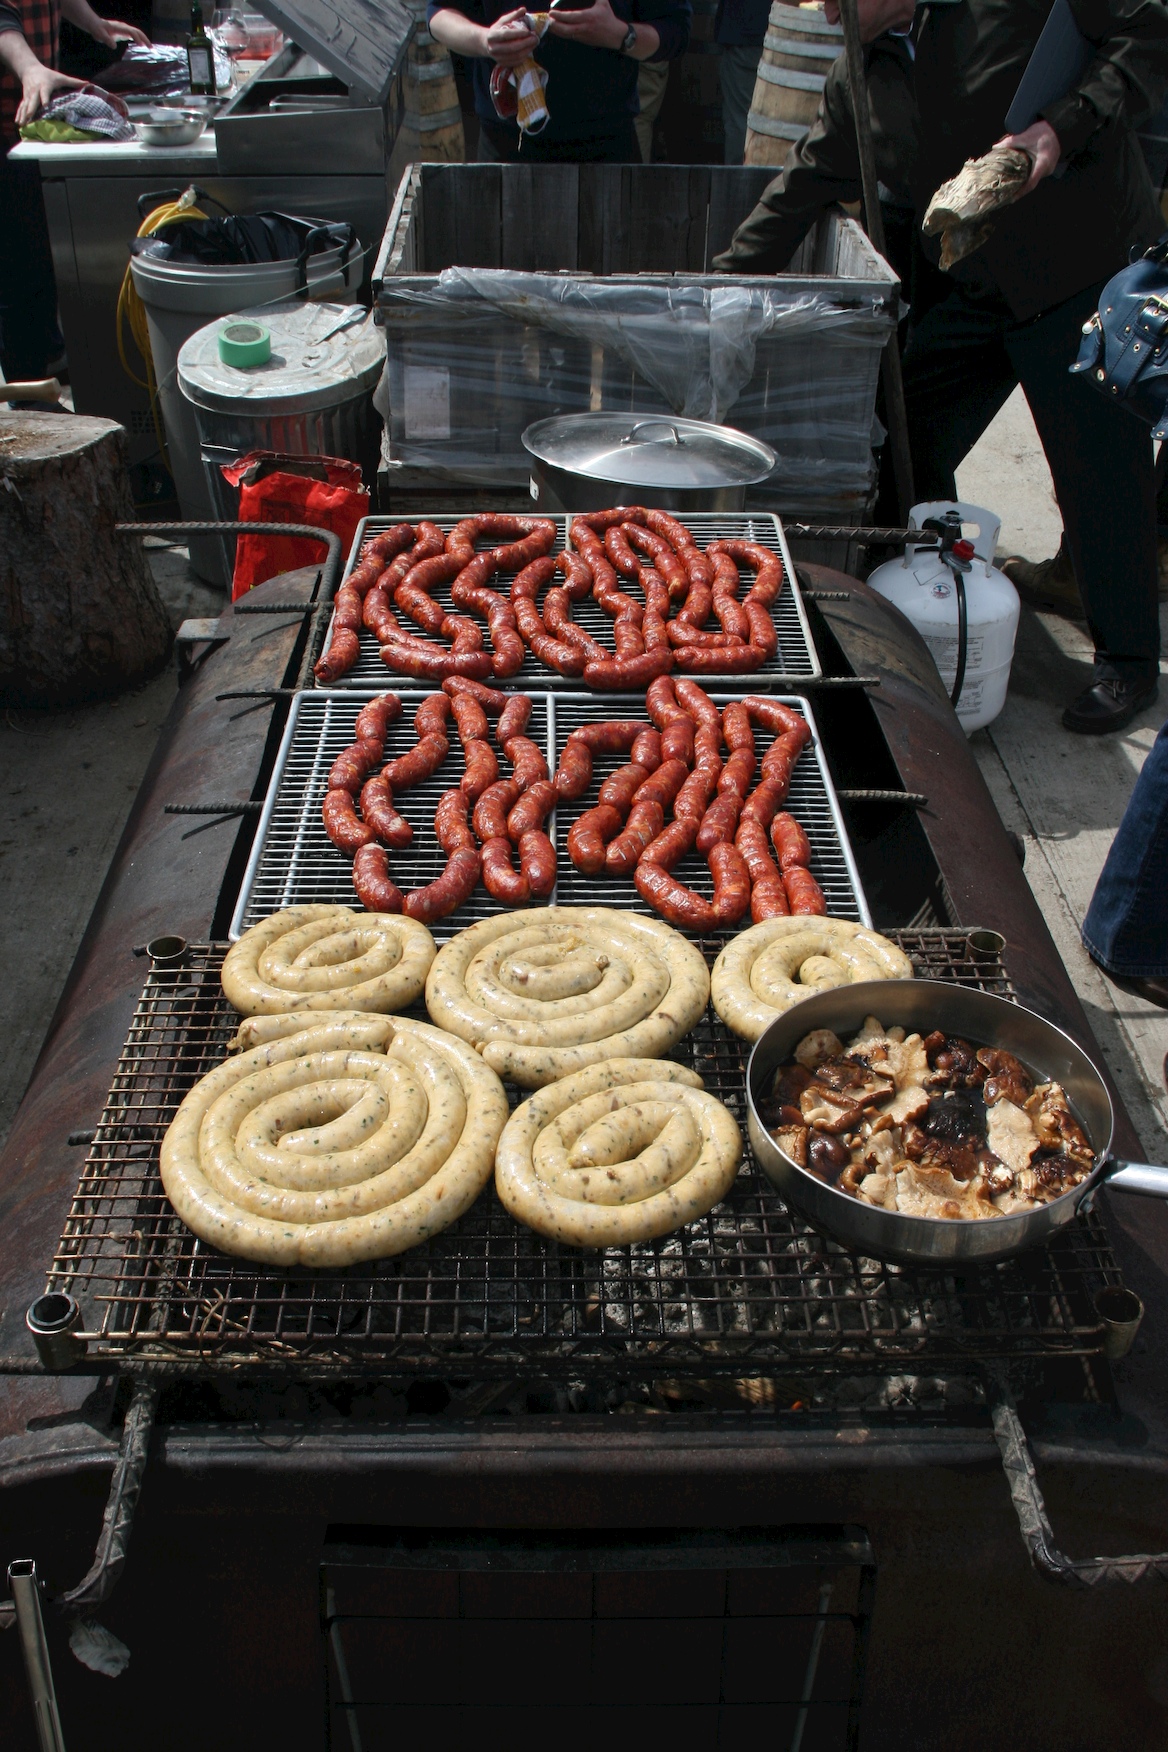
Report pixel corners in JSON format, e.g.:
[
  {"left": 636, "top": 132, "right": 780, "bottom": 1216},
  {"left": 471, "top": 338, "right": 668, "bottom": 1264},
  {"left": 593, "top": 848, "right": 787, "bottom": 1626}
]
[
  {"left": 746, "top": 979, "right": 1168, "bottom": 1268},
  {"left": 522, "top": 412, "right": 776, "bottom": 513}
]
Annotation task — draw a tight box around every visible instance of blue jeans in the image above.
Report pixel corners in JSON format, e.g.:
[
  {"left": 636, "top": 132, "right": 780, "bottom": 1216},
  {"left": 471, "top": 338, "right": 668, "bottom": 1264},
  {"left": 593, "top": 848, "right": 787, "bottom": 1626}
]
[{"left": 1082, "top": 719, "right": 1168, "bottom": 978}]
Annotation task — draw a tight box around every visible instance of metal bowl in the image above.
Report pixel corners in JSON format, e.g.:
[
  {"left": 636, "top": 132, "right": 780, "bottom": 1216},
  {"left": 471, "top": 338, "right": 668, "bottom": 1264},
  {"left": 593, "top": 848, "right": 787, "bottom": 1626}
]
[
  {"left": 745, "top": 979, "right": 1168, "bottom": 1268},
  {"left": 136, "top": 112, "right": 206, "bottom": 146}
]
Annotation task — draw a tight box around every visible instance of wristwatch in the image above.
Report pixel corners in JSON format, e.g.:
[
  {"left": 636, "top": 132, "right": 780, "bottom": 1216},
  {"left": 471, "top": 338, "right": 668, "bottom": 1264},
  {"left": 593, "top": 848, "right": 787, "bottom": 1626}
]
[{"left": 619, "top": 21, "right": 637, "bottom": 52}]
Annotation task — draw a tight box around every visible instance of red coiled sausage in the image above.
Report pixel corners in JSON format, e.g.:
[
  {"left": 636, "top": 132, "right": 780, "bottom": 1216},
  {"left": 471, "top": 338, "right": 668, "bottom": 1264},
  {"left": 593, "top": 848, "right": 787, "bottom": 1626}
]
[
  {"left": 674, "top": 760, "right": 721, "bottom": 823},
  {"left": 574, "top": 721, "right": 648, "bottom": 754},
  {"left": 355, "top": 694, "right": 402, "bottom": 743},
  {"left": 743, "top": 599, "right": 778, "bottom": 656},
  {"left": 771, "top": 810, "right": 812, "bottom": 871},
  {"left": 403, "top": 846, "right": 480, "bottom": 923},
  {"left": 721, "top": 702, "right": 754, "bottom": 752},
  {"left": 642, "top": 609, "right": 672, "bottom": 654},
  {"left": 364, "top": 523, "right": 415, "bottom": 569},
  {"left": 450, "top": 693, "right": 488, "bottom": 745},
  {"left": 634, "top": 861, "right": 717, "bottom": 932},
  {"left": 543, "top": 590, "right": 609, "bottom": 662},
  {"left": 460, "top": 738, "right": 499, "bottom": 802},
  {"left": 623, "top": 523, "right": 687, "bottom": 598},
  {"left": 514, "top": 599, "right": 585, "bottom": 676},
  {"left": 379, "top": 640, "right": 494, "bottom": 683},
  {"left": 570, "top": 508, "right": 647, "bottom": 538},
  {"left": 327, "top": 737, "right": 383, "bottom": 795},
  {"left": 740, "top": 774, "right": 789, "bottom": 827},
  {"left": 633, "top": 757, "right": 689, "bottom": 810},
  {"left": 666, "top": 622, "right": 744, "bottom": 648},
  {"left": 630, "top": 727, "right": 662, "bottom": 772},
  {"left": 640, "top": 814, "right": 699, "bottom": 870},
  {"left": 323, "top": 788, "right": 374, "bottom": 853},
  {"left": 497, "top": 694, "right": 533, "bottom": 744},
  {"left": 709, "top": 550, "right": 749, "bottom": 642},
  {"left": 604, "top": 524, "right": 640, "bottom": 578},
  {"left": 315, "top": 627, "right": 360, "bottom": 684},
  {"left": 507, "top": 778, "right": 556, "bottom": 838},
  {"left": 383, "top": 523, "right": 445, "bottom": 593},
  {"left": 741, "top": 697, "right": 810, "bottom": 741},
  {"left": 735, "top": 818, "right": 790, "bottom": 920},
  {"left": 415, "top": 694, "right": 452, "bottom": 737},
  {"left": 359, "top": 775, "right": 413, "bottom": 849},
  {"left": 443, "top": 675, "right": 510, "bottom": 714},
  {"left": 598, "top": 762, "right": 651, "bottom": 815},
  {"left": 435, "top": 789, "right": 475, "bottom": 852},
  {"left": 673, "top": 643, "right": 767, "bottom": 674},
  {"left": 674, "top": 679, "right": 720, "bottom": 726},
  {"left": 568, "top": 804, "right": 623, "bottom": 875},
  {"left": 784, "top": 864, "right": 827, "bottom": 915},
  {"left": 395, "top": 580, "right": 448, "bottom": 635},
  {"left": 709, "top": 538, "right": 784, "bottom": 606},
  {"left": 718, "top": 747, "right": 757, "bottom": 801},
  {"left": 512, "top": 554, "right": 558, "bottom": 602},
  {"left": 362, "top": 585, "right": 399, "bottom": 641},
  {"left": 352, "top": 843, "right": 404, "bottom": 913},
  {"left": 583, "top": 649, "right": 673, "bottom": 690},
  {"left": 333, "top": 585, "right": 363, "bottom": 633},
  {"left": 604, "top": 800, "right": 665, "bottom": 874},
  {"left": 504, "top": 735, "right": 549, "bottom": 791},
  {"left": 646, "top": 675, "right": 688, "bottom": 728},
  {"left": 555, "top": 548, "right": 593, "bottom": 599},
  {"left": 761, "top": 727, "right": 812, "bottom": 782},
  {"left": 612, "top": 618, "right": 645, "bottom": 658},
  {"left": 710, "top": 841, "right": 752, "bottom": 923},
  {"left": 474, "top": 779, "right": 521, "bottom": 842},
  {"left": 481, "top": 835, "right": 530, "bottom": 904},
  {"left": 696, "top": 791, "right": 742, "bottom": 853},
  {"left": 675, "top": 580, "right": 713, "bottom": 628},
  {"left": 553, "top": 737, "right": 593, "bottom": 803},
  {"left": 643, "top": 507, "right": 695, "bottom": 553},
  {"left": 518, "top": 829, "right": 556, "bottom": 899},
  {"left": 384, "top": 732, "right": 449, "bottom": 789},
  {"left": 661, "top": 716, "right": 695, "bottom": 765}
]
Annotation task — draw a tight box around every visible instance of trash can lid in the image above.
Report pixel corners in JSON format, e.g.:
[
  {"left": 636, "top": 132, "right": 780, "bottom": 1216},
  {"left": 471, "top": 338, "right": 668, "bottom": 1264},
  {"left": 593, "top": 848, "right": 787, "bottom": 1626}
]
[{"left": 177, "top": 302, "right": 385, "bottom": 416}]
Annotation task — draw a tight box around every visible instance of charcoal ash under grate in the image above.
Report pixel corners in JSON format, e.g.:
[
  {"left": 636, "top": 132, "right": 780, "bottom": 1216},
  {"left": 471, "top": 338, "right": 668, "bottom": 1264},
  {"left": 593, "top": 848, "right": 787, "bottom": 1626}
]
[{"left": 39, "top": 937, "right": 1126, "bottom": 1379}]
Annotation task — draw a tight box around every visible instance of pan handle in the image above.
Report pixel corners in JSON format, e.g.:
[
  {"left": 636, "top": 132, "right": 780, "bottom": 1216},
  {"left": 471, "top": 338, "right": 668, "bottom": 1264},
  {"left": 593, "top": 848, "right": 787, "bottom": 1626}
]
[{"left": 1103, "top": 1160, "right": 1168, "bottom": 1198}]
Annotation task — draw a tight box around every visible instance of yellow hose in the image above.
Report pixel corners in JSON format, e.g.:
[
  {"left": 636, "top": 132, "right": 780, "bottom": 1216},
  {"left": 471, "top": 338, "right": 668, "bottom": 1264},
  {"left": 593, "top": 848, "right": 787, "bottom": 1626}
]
[{"left": 117, "top": 185, "right": 210, "bottom": 475}]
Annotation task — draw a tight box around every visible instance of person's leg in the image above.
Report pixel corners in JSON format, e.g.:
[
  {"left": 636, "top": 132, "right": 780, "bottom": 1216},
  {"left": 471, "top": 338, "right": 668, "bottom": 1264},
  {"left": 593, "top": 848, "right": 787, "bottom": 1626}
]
[
  {"left": 476, "top": 119, "right": 522, "bottom": 161},
  {"left": 719, "top": 44, "right": 761, "bottom": 166},
  {"left": 1008, "top": 283, "right": 1161, "bottom": 728},
  {"left": 0, "top": 155, "right": 61, "bottom": 381},
  {"left": 635, "top": 59, "right": 669, "bottom": 163},
  {"left": 1082, "top": 719, "right": 1168, "bottom": 984},
  {"left": 898, "top": 285, "right": 1018, "bottom": 500}
]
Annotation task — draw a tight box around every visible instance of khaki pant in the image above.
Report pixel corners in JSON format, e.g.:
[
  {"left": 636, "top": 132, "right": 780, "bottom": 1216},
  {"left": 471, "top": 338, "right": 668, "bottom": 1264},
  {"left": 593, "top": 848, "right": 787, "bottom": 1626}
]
[{"left": 635, "top": 60, "right": 670, "bottom": 163}]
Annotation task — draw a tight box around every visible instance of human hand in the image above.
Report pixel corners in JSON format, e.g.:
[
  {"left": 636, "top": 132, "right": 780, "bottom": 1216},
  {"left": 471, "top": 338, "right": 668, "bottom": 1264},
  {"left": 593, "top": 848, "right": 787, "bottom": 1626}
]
[
  {"left": 16, "top": 63, "right": 88, "bottom": 124},
  {"left": 93, "top": 17, "right": 151, "bottom": 45},
  {"left": 547, "top": 0, "right": 627, "bottom": 48},
  {"left": 823, "top": 0, "right": 914, "bottom": 42},
  {"left": 485, "top": 6, "right": 539, "bottom": 64},
  {"left": 996, "top": 120, "right": 1061, "bottom": 196}
]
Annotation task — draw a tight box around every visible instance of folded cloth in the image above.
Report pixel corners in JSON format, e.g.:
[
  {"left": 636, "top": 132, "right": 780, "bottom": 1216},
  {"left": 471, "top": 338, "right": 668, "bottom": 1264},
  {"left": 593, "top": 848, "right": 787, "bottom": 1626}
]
[
  {"left": 20, "top": 85, "right": 134, "bottom": 142},
  {"left": 489, "top": 10, "right": 551, "bottom": 135}
]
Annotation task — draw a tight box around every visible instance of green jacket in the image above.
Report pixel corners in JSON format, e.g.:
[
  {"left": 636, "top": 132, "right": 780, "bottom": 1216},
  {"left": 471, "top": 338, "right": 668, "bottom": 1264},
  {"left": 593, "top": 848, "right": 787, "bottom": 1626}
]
[
  {"left": 712, "top": 35, "right": 917, "bottom": 275},
  {"left": 914, "top": 0, "right": 1168, "bottom": 318}
]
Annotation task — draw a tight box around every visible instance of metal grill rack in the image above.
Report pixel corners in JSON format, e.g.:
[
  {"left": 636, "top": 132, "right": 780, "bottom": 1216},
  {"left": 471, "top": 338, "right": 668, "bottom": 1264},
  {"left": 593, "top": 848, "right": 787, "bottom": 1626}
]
[
  {"left": 231, "top": 691, "right": 867, "bottom": 939},
  {"left": 45, "top": 934, "right": 1124, "bottom": 1377},
  {"left": 316, "top": 513, "right": 821, "bottom": 692}
]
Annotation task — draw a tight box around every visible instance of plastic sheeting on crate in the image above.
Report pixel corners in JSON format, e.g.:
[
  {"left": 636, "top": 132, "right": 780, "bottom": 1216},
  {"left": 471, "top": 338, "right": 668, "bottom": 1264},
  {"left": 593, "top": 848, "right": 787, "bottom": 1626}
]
[
  {"left": 231, "top": 688, "right": 868, "bottom": 940},
  {"left": 317, "top": 512, "right": 821, "bottom": 693}
]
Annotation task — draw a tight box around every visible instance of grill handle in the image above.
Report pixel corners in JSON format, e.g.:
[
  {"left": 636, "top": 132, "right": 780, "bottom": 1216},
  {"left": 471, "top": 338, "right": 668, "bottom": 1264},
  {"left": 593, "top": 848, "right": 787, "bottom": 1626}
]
[{"left": 988, "top": 1373, "right": 1168, "bottom": 1586}]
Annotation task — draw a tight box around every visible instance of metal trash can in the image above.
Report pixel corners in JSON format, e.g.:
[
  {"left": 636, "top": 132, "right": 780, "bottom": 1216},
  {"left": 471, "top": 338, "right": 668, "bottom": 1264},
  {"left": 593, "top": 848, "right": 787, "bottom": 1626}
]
[
  {"left": 131, "top": 239, "right": 365, "bottom": 584},
  {"left": 177, "top": 301, "right": 386, "bottom": 586}
]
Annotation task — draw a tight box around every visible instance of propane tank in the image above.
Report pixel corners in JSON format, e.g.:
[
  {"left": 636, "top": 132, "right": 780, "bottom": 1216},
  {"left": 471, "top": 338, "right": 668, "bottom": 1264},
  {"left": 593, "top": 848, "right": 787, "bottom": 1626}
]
[{"left": 866, "top": 501, "right": 1021, "bottom": 734}]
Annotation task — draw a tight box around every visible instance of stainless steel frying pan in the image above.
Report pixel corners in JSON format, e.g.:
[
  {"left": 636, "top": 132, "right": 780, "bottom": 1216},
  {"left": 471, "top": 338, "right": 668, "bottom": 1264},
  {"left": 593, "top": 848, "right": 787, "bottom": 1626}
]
[{"left": 745, "top": 980, "right": 1168, "bottom": 1268}]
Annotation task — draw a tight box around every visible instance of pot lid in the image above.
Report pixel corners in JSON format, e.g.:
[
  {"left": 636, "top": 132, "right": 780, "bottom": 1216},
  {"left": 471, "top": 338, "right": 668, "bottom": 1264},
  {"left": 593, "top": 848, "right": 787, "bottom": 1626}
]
[
  {"left": 178, "top": 301, "right": 385, "bottom": 415},
  {"left": 246, "top": 0, "right": 414, "bottom": 104},
  {"left": 522, "top": 413, "right": 775, "bottom": 490}
]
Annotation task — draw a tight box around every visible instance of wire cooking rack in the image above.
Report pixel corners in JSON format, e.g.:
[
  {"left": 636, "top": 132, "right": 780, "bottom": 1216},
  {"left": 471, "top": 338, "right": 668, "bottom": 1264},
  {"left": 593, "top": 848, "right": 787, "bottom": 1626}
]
[
  {"left": 231, "top": 691, "right": 866, "bottom": 940},
  {"left": 316, "top": 513, "right": 821, "bottom": 692},
  {"left": 43, "top": 933, "right": 1122, "bottom": 1377}
]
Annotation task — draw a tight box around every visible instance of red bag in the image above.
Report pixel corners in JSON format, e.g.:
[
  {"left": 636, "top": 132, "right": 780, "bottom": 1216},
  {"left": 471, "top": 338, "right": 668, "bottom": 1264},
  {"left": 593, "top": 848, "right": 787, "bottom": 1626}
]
[{"left": 220, "top": 452, "right": 369, "bottom": 600}]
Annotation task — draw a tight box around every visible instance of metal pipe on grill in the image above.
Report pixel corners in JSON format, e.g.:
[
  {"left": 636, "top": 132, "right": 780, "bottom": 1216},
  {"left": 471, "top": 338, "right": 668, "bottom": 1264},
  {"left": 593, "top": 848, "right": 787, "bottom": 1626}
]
[{"left": 8, "top": 1561, "right": 67, "bottom": 1752}]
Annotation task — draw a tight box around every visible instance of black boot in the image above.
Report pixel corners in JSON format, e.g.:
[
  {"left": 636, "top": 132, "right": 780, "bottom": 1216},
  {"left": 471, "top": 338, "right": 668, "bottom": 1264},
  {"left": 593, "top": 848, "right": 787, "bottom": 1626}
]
[{"left": 1062, "top": 662, "right": 1160, "bottom": 735}]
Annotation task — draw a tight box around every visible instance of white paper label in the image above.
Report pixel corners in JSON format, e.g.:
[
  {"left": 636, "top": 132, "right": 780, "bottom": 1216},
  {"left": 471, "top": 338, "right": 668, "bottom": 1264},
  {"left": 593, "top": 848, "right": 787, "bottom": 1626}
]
[
  {"left": 403, "top": 365, "right": 450, "bottom": 441},
  {"left": 530, "top": 475, "right": 539, "bottom": 501}
]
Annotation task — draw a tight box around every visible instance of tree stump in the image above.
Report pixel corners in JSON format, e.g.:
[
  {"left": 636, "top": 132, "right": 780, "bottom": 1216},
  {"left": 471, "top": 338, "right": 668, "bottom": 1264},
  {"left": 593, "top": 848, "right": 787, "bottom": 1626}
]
[{"left": 0, "top": 412, "right": 173, "bottom": 706}]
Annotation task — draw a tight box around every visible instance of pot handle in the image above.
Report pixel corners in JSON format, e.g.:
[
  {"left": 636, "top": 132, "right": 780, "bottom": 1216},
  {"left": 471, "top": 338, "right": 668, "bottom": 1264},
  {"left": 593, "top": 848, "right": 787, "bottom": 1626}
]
[
  {"left": 620, "top": 421, "right": 683, "bottom": 447},
  {"left": 1103, "top": 1160, "right": 1168, "bottom": 1198}
]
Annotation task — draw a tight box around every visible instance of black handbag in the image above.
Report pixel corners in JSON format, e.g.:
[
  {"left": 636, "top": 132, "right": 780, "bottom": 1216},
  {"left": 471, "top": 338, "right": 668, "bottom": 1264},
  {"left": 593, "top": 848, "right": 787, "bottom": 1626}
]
[{"left": 1071, "top": 233, "right": 1168, "bottom": 439}]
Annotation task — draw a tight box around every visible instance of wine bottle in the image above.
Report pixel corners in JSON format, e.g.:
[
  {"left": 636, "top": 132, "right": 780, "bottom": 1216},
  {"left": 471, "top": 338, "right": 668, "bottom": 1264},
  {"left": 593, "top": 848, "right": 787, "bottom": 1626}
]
[{"left": 186, "top": 1, "right": 217, "bottom": 96}]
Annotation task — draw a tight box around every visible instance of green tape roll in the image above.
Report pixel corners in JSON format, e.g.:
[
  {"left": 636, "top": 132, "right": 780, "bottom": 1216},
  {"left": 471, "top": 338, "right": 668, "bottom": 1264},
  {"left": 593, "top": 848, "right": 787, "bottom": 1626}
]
[{"left": 218, "top": 321, "right": 271, "bottom": 368}]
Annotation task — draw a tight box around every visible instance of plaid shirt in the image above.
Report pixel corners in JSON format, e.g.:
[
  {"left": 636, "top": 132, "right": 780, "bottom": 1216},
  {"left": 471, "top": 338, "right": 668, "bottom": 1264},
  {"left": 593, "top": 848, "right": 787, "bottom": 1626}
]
[{"left": 1, "top": 0, "right": 60, "bottom": 148}]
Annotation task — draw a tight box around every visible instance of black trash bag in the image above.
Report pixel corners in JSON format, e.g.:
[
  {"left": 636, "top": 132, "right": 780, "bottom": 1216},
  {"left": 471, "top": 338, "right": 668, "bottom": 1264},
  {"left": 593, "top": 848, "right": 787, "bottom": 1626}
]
[{"left": 132, "top": 211, "right": 357, "bottom": 275}]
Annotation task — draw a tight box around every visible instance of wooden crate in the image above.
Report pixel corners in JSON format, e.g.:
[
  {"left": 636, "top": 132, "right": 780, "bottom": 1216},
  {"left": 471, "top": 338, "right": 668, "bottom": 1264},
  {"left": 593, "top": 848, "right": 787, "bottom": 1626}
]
[{"left": 372, "top": 162, "right": 897, "bottom": 513}]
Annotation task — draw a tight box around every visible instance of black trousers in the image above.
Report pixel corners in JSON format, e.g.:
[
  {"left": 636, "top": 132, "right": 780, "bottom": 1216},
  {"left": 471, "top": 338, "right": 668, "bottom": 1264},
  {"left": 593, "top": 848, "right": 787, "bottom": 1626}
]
[
  {"left": 901, "top": 278, "right": 1161, "bottom": 671},
  {"left": 477, "top": 117, "right": 639, "bottom": 163},
  {"left": 0, "top": 151, "right": 61, "bottom": 380}
]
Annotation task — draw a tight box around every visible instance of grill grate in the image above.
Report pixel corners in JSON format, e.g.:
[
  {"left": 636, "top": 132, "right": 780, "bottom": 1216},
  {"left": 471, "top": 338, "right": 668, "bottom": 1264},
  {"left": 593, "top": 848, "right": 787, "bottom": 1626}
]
[
  {"left": 317, "top": 513, "right": 821, "bottom": 692},
  {"left": 44, "top": 935, "right": 1123, "bottom": 1377},
  {"left": 232, "top": 691, "right": 867, "bottom": 939}
]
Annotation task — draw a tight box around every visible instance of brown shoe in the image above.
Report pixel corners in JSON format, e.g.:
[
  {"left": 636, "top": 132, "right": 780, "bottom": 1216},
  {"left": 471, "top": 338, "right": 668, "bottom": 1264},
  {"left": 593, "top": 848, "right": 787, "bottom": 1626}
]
[{"left": 1001, "top": 538, "right": 1084, "bottom": 618}]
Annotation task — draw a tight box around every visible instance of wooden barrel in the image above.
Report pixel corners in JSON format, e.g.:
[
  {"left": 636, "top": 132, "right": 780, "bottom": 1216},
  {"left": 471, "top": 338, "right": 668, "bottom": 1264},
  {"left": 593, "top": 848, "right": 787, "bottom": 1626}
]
[
  {"left": 398, "top": 18, "right": 465, "bottom": 164},
  {"left": 745, "top": 1, "right": 842, "bottom": 166}
]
